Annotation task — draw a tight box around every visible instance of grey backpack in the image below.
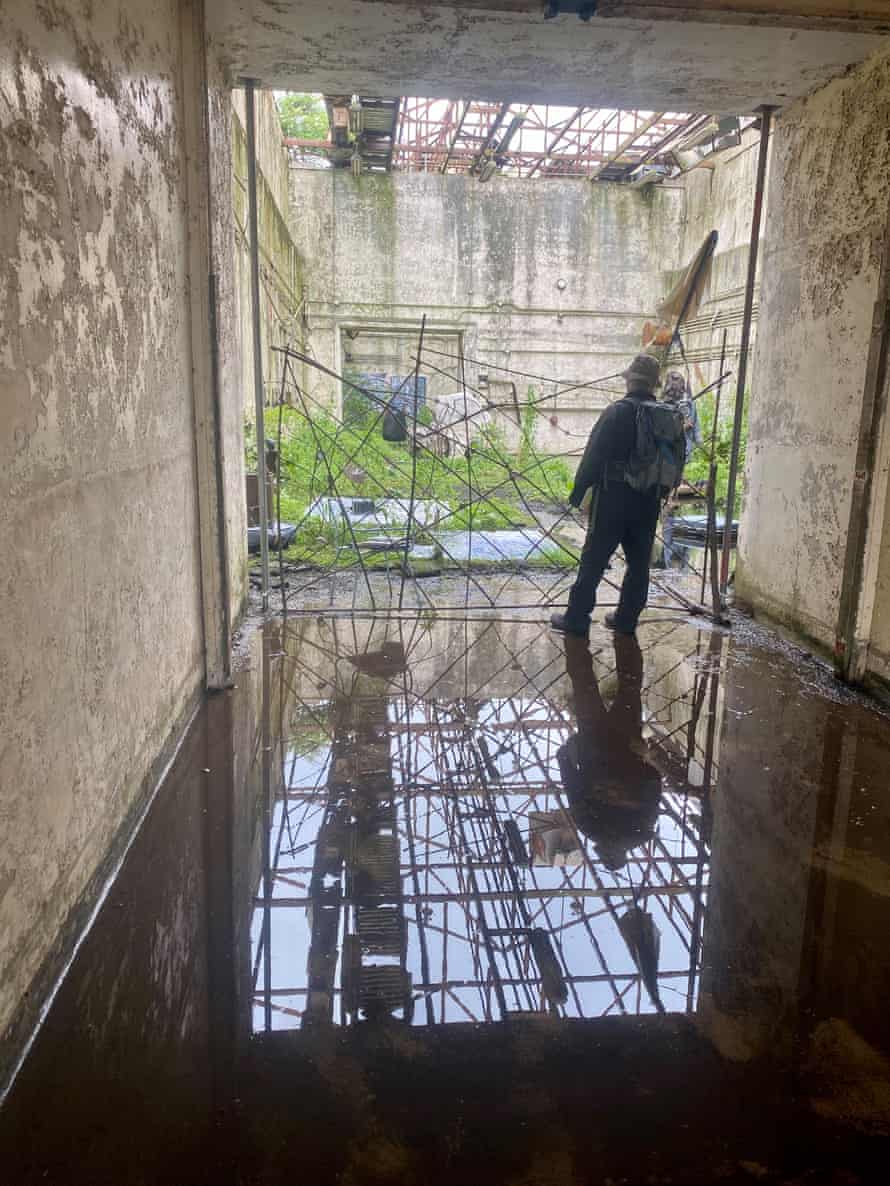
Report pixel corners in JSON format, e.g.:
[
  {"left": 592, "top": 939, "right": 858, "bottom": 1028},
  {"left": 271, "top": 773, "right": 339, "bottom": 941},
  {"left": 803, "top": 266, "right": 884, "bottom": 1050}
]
[{"left": 624, "top": 400, "right": 686, "bottom": 494}]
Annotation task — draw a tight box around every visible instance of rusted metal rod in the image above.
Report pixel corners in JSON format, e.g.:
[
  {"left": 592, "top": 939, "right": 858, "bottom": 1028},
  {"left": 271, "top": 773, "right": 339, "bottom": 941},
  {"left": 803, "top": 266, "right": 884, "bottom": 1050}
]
[{"left": 721, "top": 107, "right": 773, "bottom": 592}]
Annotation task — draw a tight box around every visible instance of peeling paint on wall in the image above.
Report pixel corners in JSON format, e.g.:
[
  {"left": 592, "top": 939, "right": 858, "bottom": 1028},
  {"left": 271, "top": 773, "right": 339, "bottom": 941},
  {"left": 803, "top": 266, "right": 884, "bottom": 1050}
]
[
  {"left": 739, "top": 43, "right": 890, "bottom": 655},
  {"left": 0, "top": 0, "right": 241, "bottom": 1074},
  {"left": 232, "top": 89, "right": 305, "bottom": 418}
]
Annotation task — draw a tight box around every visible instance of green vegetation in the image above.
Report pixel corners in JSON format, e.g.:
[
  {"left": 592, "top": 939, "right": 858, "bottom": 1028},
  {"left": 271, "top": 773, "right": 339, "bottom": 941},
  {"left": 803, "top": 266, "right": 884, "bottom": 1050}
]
[
  {"left": 519, "top": 386, "right": 538, "bottom": 468},
  {"left": 276, "top": 93, "right": 329, "bottom": 142},
  {"left": 252, "top": 404, "right": 575, "bottom": 572},
  {"left": 684, "top": 392, "right": 749, "bottom": 513}
]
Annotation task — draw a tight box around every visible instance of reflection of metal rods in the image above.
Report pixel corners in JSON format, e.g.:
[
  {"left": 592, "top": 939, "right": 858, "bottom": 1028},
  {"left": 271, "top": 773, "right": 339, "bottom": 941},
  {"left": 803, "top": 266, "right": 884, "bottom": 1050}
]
[{"left": 250, "top": 613, "right": 721, "bottom": 1027}]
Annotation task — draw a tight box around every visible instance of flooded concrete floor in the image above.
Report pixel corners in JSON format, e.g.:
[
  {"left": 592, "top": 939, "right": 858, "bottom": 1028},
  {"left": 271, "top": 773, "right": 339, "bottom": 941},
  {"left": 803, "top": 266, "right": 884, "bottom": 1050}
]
[{"left": 2, "top": 575, "right": 889, "bottom": 1185}]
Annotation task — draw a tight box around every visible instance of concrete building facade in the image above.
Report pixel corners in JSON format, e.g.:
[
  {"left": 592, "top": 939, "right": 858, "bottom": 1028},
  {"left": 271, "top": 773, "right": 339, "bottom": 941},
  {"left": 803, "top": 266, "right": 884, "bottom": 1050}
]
[{"left": 290, "top": 169, "right": 686, "bottom": 450}]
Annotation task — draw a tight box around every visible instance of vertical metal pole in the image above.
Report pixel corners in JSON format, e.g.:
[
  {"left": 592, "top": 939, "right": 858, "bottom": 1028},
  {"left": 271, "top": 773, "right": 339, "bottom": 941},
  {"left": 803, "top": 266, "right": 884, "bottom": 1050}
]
[
  {"left": 701, "top": 329, "right": 728, "bottom": 607},
  {"left": 245, "top": 79, "right": 270, "bottom": 610},
  {"left": 721, "top": 107, "right": 773, "bottom": 592},
  {"left": 398, "top": 315, "right": 426, "bottom": 611}
]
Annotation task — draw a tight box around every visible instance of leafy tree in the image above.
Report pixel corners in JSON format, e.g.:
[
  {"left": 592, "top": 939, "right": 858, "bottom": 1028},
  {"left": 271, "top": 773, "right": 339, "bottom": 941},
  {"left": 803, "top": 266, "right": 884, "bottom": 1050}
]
[{"left": 276, "top": 93, "right": 329, "bottom": 141}]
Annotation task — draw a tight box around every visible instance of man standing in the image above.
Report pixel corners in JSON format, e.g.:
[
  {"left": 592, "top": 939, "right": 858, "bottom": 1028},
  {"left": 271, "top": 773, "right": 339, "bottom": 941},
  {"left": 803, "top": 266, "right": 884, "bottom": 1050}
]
[
  {"left": 551, "top": 353, "right": 684, "bottom": 637},
  {"left": 662, "top": 369, "right": 701, "bottom": 461},
  {"left": 659, "top": 370, "right": 701, "bottom": 569}
]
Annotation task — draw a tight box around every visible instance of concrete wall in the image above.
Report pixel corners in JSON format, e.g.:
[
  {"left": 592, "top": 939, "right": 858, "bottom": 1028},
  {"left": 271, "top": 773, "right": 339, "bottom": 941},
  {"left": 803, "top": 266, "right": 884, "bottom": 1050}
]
[
  {"left": 232, "top": 89, "right": 305, "bottom": 417},
  {"left": 739, "top": 44, "right": 890, "bottom": 668},
  {"left": 0, "top": 702, "right": 219, "bottom": 1181},
  {"left": 0, "top": 0, "right": 244, "bottom": 1085},
  {"left": 289, "top": 169, "right": 685, "bottom": 453},
  {"left": 671, "top": 129, "right": 764, "bottom": 391},
  {"left": 208, "top": 52, "right": 249, "bottom": 626}
]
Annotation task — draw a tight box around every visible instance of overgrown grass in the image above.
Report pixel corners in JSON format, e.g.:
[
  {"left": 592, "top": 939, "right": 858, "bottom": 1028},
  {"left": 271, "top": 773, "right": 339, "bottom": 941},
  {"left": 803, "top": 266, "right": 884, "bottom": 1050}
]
[
  {"left": 250, "top": 405, "right": 574, "bottom": 570},
  {"left": 261, "top": 406, "right": 571, "bottom": 505}
]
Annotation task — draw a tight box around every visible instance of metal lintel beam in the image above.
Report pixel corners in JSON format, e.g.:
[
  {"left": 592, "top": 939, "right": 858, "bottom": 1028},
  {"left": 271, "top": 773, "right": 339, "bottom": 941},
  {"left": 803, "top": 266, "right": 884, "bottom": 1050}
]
[
  {"left": 597, "top": 0, "right": 890, "bottom": 35},
  {"left": 375, "top": 0, "right": 890, "bottom": 35}
]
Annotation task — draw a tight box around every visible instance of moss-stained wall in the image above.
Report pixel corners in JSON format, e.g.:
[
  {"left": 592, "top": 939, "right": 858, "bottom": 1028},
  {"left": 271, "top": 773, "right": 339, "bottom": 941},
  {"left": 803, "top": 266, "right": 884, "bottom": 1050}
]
[
  {"left": 669, "top": 130, "right": 766, "bottom": 390},
  {"left": 289, "top": 169, "right": 685, "bottom": 451},
  {"left": 740, "top": 43, "right": 890, "bottom": 670},
  {"left": 231, "top": 90, "right": 305, "bottom": 416}
]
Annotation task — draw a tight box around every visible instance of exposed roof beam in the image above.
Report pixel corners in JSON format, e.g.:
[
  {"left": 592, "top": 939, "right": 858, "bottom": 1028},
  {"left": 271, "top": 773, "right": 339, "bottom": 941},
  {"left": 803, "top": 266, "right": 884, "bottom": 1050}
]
[
  {"left": 589, "top": 111, "right": 667, "bottom": 179},
  {"left": 440, "top": 100, "right": 472, "bottom": 173},
  {"left": 386, "top": 97, "right": 403, "bottom": 170},
  {"left": 525, "top": 106, "right": 585, "bottom": 179},
  {"left": 468, "top": 101, "right": 512, "bottom": 176}
]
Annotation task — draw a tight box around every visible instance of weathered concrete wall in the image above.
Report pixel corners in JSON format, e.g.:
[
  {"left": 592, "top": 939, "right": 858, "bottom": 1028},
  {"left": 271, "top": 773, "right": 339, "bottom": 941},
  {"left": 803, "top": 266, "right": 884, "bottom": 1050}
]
[
  {"left": 739, "top": 45, "right": 890, "bottom": 659},
  {"left": 671, "top": 128, "right": 765, "bottom": 391},
  {"left": 0, "top": 0, "right": 244, "bottom": 1082},
  {"left": 866, "top": 451, "right": 890, "bottom": 684},
  {"left": 208, "top": 48, "right": 248, "bottom": 626},
  {"left": 208, "top": 0, "right": 887, "bottom": 113},
  {"left": 0, "top": 701, "right": 218, "bottom": 1180},
  {"left": 232, "top": 89, "right": 305, "bottom": 417},
  {"left": 289, "top": 169, "right": 685, "bottom": 452}
]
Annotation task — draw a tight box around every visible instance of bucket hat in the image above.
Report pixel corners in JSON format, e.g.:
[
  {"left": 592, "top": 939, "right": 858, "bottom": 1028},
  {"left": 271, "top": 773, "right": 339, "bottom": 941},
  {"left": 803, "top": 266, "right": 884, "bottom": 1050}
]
[{"left": 622, "top": 353, "right": 661, "bottom": 390}]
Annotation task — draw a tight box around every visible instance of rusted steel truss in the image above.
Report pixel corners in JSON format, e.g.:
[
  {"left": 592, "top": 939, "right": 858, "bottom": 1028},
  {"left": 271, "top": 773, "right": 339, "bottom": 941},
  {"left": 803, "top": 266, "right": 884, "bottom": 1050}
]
[{"left": 392, "top": 99, "right": 703, "bottom": 180}]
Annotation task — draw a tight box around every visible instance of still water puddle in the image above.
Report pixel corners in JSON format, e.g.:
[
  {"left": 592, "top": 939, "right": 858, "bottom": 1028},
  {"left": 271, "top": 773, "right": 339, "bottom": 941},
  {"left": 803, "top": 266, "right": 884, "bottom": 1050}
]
[
  {"left": 3, "top": 582, "right": 890, "bottom": 1184},
  {"left": 251, "top": 617, "right": 715, "bottom": 1031}
]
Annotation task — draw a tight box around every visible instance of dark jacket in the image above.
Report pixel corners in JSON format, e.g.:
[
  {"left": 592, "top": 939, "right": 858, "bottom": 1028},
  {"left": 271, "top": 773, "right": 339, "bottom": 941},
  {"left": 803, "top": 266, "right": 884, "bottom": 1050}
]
[{"left": 569, "top": 390, "right": 652, "bottom": 508}]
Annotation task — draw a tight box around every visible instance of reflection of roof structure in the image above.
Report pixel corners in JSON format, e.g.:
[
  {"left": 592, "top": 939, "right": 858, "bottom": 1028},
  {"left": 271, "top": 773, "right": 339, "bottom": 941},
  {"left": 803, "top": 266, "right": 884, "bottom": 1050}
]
[
  {"left": 298, "top": 97, "right": 714, "bottom": 181},
  {"left": 250, "top": 613, "right": 723, "bottom": 1030}
]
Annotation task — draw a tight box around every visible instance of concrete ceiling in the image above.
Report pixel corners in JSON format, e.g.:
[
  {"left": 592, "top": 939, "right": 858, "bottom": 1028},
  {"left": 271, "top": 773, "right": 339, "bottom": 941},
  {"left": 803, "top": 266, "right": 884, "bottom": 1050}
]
[{"left": 208, "top": 0, "right": 890, "bottom": 113}]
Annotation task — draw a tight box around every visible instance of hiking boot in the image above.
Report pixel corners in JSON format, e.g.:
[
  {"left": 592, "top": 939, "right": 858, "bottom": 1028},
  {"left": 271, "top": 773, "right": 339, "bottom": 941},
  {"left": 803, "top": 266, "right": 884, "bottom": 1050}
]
[
  {"left": 604, "top": 612, "right": 637, "bottom": 635},
  {"left": 550, "top": 612, "right": 588, "bottom": 637}
]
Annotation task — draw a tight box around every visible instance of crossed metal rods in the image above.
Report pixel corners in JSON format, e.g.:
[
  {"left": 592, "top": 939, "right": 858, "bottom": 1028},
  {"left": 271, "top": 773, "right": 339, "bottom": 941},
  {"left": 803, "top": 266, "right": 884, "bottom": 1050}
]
[{"left": 270, "top": 340, "right": 720, "bottom": 622}]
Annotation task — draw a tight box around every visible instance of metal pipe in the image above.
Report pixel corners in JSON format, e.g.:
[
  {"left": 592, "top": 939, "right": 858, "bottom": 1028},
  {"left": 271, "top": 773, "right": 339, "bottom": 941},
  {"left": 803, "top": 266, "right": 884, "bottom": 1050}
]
[
  {"left": 721, "top": 107, "right": 773, "bottom": 592},
  {"left": 245, "top": 79, "right": 270, "bottom": 610}
]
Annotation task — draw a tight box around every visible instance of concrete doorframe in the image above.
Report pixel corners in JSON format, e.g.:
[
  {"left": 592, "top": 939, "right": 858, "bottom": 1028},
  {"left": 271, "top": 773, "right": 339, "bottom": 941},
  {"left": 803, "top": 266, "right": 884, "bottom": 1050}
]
[
  {"left": 180, "top": 0, "right": 232, "bottom": 689},
  {"left": 335, "top": 319, "right": 467, "bottom": 415},
  {"left": 835, "top": 191, "right": 890, "bottom": 684}
]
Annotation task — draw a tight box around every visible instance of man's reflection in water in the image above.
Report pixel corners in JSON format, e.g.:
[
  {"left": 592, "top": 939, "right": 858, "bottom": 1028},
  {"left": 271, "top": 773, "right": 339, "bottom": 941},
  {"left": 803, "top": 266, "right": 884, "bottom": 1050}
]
[{"left": 558, "top": 634, "right": 662, "bottom": 871}]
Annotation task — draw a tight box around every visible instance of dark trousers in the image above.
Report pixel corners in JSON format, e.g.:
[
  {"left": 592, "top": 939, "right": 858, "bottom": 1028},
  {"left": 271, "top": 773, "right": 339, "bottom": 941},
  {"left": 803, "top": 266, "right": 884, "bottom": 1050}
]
[{"left": 566, "top": 483, "right": 660, "bottom": 630}]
